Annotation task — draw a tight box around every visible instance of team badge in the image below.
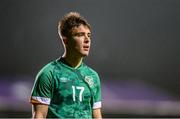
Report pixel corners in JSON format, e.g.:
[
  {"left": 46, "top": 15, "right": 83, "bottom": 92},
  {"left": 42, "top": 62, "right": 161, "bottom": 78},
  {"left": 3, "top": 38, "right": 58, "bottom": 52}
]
[{"left": 85, "top": 76, "right": 94, "bottom": 87}]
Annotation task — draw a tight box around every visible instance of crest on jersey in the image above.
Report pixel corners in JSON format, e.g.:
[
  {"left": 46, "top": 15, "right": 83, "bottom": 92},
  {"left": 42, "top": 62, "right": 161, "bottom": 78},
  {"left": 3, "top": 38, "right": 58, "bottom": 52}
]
[{"left": 85, "top": 76, "right": 94, "bottom": 87}]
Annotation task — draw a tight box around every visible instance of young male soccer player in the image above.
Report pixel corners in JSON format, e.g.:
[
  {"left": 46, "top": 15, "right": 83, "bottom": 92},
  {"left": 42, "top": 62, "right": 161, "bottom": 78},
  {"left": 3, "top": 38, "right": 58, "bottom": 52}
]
[{"left": 30, "top": 12, "right": 102, "bottom": 118}]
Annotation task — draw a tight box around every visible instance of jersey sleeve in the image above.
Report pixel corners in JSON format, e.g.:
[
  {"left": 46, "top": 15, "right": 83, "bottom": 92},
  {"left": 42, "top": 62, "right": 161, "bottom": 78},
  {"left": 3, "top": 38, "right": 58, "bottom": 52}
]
[
  {"left": 92, "top": 73, "right": 102, "bottom": 109},
  {"left": 30, "top": 67, "right": 53, "bottom": 105}
]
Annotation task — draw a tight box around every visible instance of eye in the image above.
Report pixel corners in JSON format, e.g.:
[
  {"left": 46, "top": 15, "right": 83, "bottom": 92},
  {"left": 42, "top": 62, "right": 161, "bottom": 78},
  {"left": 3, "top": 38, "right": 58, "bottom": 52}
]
[
  {"left": 87, "top": 33, "right": 91, "bottom": 38},
  {"left": 75, "top": 33, "right": 84, "bottom": 37}
]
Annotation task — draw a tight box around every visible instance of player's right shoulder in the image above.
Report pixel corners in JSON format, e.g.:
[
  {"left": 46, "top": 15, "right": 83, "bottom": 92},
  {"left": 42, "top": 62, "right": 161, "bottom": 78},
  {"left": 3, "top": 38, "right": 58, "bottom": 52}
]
[{"left": 36, "top": 60, "right": 57, "bottom": 79}]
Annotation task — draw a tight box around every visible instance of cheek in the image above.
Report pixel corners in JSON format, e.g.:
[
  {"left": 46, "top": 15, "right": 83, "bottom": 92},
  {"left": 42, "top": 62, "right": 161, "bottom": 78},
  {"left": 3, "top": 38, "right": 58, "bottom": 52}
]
[
  {"left": 69, "top": 38, "right": 80, "bottom": 45},
  {"left": 75, "top": 38, "right": 83, "bottom": 46},
  {"left": 72, "top": 40, "right": 82, "bottom": 50}
]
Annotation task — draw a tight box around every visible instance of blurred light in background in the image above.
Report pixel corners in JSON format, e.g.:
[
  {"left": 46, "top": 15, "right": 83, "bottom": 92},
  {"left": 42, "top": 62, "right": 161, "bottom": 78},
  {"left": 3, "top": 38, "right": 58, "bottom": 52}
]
[
  {"left": 0, "top": 76, "right": 32, "bottom": 117},
  {"left": 102, "top": 78, "right": 180, "bottom": 117}
]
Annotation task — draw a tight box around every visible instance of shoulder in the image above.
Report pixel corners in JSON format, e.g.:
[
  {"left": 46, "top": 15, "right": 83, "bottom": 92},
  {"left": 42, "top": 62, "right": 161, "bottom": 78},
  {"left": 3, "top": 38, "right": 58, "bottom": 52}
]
[
  {"left": 82, "top": 63, "right": 99, "bottom": 77},
  {"left": 82, "top": 64, "right": 101, "bottom": 89},
  {"left": 36, "top": 60, "right": 58, "bottom": 80},
  {"left": 82, "top": 64, "right": 101, "bottom": 85}
]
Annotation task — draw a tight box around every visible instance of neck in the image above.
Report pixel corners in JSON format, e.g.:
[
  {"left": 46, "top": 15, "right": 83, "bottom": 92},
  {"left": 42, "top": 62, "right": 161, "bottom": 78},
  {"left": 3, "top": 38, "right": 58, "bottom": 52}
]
[{"left": 61, "top": 53, "right": 83, "bottom": 69}]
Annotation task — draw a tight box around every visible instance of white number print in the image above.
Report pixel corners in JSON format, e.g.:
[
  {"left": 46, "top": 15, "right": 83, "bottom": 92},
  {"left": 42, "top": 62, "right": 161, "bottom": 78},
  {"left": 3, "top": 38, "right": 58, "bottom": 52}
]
[{"left": 72, "top": 86, "right": 84, "bottom": 102}]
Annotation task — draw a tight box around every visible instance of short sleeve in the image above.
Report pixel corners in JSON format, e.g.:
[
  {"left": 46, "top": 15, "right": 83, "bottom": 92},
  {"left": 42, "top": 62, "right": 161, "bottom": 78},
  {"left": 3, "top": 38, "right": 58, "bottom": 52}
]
[
  {"left": 92, "top": 73, "right": 102, "bottom": 109},
  {"left": 30, "top": 68, "right": 53, "bottom": 105}
]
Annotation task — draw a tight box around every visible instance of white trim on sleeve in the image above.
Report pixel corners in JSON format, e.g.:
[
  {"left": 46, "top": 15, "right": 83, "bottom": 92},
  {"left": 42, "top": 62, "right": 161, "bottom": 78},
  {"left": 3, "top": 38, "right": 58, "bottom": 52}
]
[
  {"left": 93, "top": 101, "right": 101, "bottom": 109},
  {"left": 31, "top": 96, "right": 51, "bottom": 105}
]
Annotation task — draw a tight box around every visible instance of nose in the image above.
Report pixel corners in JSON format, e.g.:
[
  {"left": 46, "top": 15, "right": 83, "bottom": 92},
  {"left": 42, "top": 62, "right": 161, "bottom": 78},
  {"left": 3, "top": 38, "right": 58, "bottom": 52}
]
[{"left": 84, "top": 34, "right": 90, "bottom": 43}]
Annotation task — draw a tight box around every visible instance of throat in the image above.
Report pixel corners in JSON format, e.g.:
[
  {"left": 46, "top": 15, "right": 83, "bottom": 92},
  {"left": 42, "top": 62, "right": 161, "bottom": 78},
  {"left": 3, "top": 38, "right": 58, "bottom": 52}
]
[{"left": 61, "top": 56, "right": 83, "bottom": 69}]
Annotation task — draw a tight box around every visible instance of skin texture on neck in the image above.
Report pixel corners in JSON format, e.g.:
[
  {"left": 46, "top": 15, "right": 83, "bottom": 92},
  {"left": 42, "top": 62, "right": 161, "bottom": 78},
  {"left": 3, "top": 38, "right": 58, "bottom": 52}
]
[{"left": 62, "top": 53, "right": 83, "bottom": 69}]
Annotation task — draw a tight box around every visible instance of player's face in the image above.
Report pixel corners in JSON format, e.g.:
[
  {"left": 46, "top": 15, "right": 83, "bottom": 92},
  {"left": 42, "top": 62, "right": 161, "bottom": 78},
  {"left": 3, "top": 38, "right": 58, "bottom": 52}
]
[{"left": 68, "top": 25, "right": 91, "bottom": 57}]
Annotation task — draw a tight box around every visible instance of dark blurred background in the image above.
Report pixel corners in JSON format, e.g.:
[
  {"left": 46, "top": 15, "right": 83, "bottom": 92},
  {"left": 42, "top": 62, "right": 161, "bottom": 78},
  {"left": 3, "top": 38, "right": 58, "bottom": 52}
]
[{"left": 0, "top": 0, "right": 180, "bottom": 118}]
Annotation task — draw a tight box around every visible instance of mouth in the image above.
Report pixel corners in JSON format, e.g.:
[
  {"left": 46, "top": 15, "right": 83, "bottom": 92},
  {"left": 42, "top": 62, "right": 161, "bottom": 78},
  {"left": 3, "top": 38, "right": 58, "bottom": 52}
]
[{"left": 83, "top": 46, "right": 90, "bottom": 51}]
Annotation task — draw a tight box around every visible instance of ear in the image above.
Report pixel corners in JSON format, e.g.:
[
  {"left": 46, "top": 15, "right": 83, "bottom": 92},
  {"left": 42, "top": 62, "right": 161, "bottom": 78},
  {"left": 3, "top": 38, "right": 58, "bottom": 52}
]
[{"left": 62, "top": 37, "right": 68, "bottom": 45}]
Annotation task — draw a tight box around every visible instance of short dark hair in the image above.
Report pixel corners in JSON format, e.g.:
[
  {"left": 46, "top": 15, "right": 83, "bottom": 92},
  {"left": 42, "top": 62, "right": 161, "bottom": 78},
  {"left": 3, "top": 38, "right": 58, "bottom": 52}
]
[{"left": 58, "top": 12, "right": 91, "bottom": 38}]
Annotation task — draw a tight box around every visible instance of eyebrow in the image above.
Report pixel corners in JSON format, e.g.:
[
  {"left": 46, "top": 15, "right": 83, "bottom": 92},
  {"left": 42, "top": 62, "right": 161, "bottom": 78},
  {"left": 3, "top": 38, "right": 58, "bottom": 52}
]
[{"left": 74, "top": 32, "right": 91, "bottom": 35}]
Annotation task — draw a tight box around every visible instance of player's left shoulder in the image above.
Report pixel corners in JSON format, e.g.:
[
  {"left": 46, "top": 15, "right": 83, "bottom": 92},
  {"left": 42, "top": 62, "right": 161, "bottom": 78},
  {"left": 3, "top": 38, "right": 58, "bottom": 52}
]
[
  {"left": 82, "top": 64, "right": 100, "bottom": 86},
  {"left": 83, "top": 63, "right": 99, "bottom": 76}
]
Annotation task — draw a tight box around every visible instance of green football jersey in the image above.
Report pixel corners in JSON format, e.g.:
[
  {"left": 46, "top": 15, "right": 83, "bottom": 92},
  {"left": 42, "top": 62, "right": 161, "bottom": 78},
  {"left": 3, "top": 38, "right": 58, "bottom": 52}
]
[{"left": 30, "top": 58, "right": 101, "bottom": 118}]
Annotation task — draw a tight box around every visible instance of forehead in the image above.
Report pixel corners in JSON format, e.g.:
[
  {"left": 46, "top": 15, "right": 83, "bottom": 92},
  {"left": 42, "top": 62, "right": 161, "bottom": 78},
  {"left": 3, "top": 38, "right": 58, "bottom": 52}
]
[{"left": 71, "top": 24, "right": 91, "bottom": 33}]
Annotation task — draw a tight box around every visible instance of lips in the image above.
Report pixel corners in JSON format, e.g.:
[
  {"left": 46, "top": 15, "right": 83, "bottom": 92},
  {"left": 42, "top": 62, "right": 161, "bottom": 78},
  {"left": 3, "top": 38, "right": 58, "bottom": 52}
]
[
  {"left": 83, "top": 46, "right": 90, "bottom": 51},
  {"left": 83, "top": 46, "right": 89, "bottom": 48}
]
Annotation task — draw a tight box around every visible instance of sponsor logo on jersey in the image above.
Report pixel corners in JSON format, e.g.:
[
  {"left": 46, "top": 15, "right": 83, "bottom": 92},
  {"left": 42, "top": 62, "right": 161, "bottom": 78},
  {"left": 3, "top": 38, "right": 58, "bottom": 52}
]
[
  {"left": 85, "top": 76, "right": 94, "bottom": 87},
  {"left": 60, "top": 77, "right": 69, "bottom": 82}
]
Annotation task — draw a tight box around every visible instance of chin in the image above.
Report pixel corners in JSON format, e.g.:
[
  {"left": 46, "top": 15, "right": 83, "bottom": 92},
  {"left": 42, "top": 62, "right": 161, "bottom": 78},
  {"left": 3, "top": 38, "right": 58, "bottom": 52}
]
[
  {"left": 81, "top": 54, "right": 89, "bottom": 57},
  {"left": 81, "top": 52, "right": 89, "bottom": 57}
]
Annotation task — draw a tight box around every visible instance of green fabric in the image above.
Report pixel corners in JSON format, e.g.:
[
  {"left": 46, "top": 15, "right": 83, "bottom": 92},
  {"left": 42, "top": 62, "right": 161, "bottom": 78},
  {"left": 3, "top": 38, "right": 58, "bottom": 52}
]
[{"left": 31, "top": 58, "right": 101, "bottom": 118}]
